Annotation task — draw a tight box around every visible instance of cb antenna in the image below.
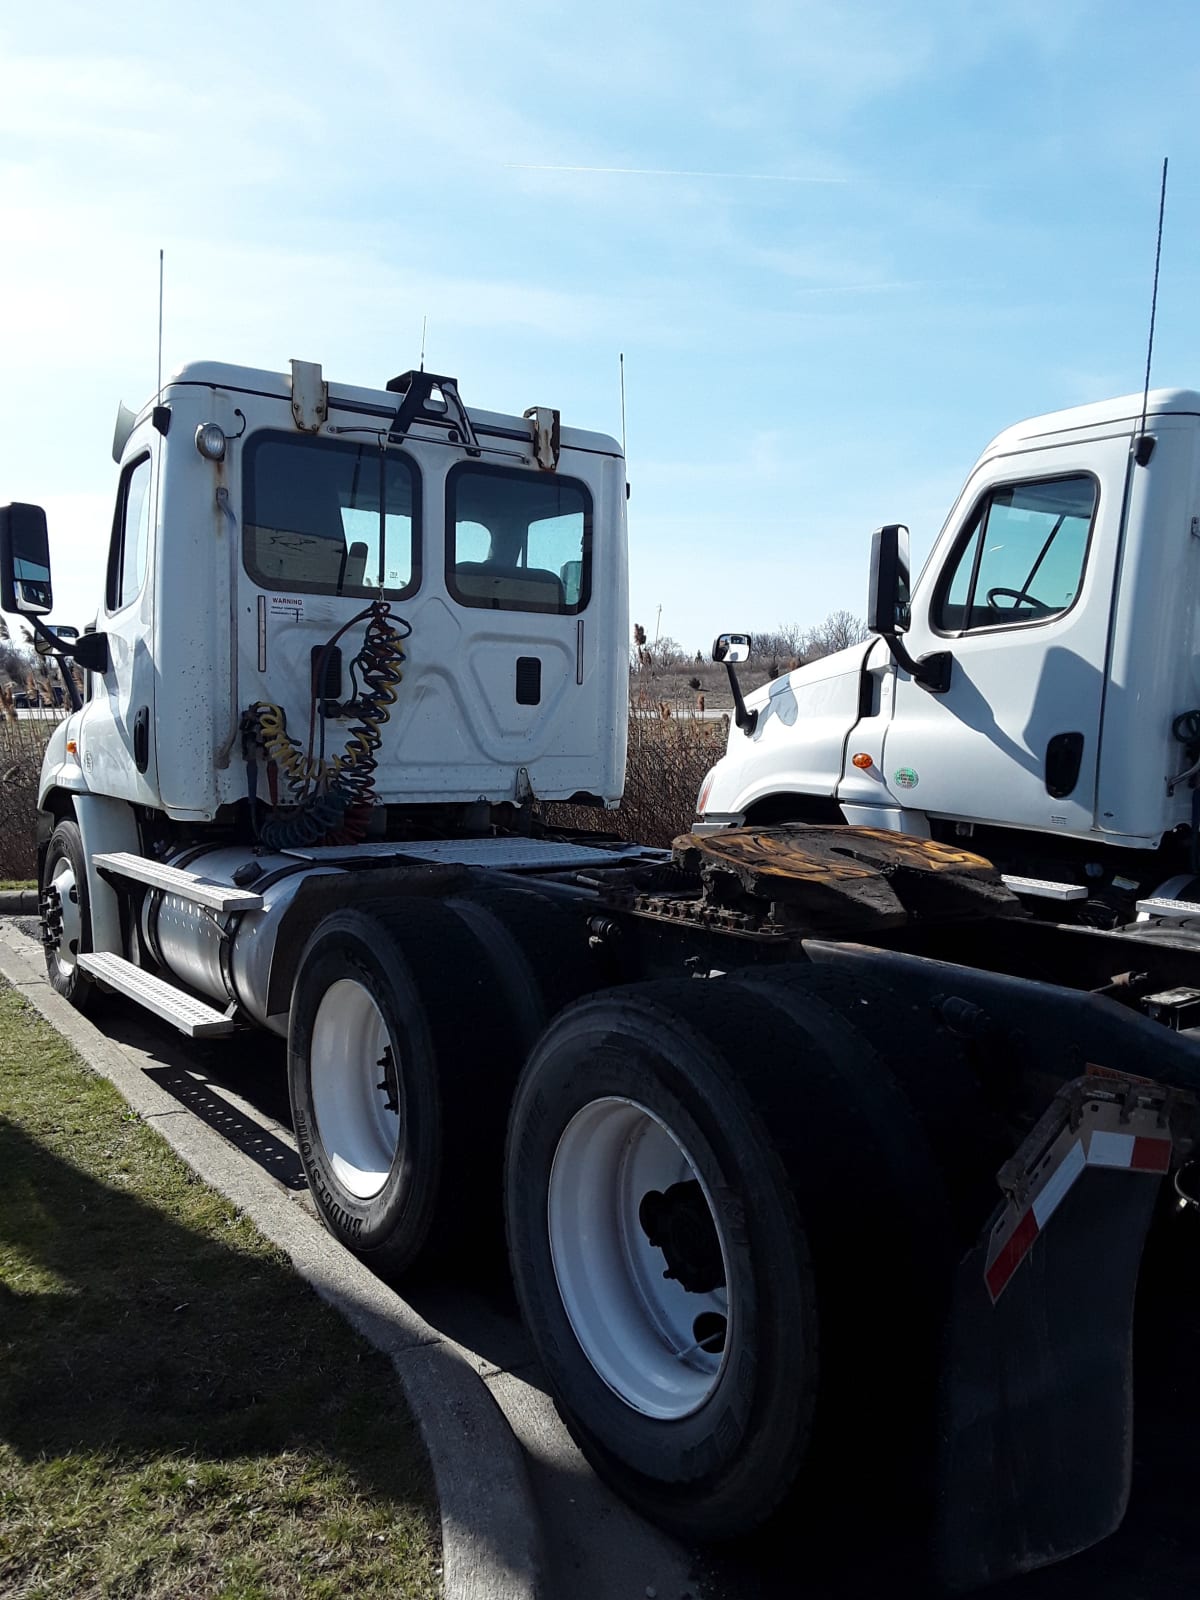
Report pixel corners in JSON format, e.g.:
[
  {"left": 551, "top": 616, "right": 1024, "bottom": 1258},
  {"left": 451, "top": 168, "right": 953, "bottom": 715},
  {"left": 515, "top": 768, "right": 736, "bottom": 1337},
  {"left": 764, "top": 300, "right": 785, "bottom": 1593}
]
[
  {"left": 156, "top": 248, "right": 165, "bottom": 404},
  {"left": 419, "top": 314, "right": 428, "bottom": 373},
  {"left": 1136, "top": 157, "right": 1168, "bottom": 466},
  {"left": 619, "top": 351, "right": 627, "bottom": 456}
]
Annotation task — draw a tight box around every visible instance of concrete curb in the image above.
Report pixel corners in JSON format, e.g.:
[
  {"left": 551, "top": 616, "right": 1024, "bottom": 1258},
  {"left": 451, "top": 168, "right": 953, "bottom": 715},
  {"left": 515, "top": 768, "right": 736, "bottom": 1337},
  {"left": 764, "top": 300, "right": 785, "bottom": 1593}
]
[
  {"left": 0, "top": 889, "right": 39, "bottom": 914},
  {"left": 0, "top": 923, "right": 545, "bottom": 1600}
]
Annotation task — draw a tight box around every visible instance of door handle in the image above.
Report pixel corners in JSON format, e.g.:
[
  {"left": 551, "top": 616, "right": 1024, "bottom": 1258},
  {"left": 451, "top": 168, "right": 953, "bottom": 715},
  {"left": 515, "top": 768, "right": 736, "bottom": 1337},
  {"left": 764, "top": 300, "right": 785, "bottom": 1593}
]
[
  {"left": 1045, "top": 731, "right": 1084, "bottom": 799},
  {"left": 133, "top": 705, "right": 150, "bottom": 774}
]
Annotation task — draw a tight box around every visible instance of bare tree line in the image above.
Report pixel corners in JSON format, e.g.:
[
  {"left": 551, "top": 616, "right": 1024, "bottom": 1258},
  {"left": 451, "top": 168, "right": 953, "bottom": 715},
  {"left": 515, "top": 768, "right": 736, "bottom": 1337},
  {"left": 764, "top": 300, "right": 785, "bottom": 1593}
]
[
  {"left": 632, "top": 610, "right": 871, "bottom": 677},
  {"left": 0, "top": 617, "right": 81, "bottom": 720}
]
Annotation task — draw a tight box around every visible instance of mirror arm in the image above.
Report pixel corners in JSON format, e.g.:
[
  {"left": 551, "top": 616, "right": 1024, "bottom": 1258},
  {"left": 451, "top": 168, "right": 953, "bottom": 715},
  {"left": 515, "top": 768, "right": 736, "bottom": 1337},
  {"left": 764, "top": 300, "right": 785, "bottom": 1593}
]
[
  {"left": 56, "top": 656, "right": 82, "bottom": 714},
  {"left": 882, "top": 633, "right": 952, "bottom": 695},
  {"left": 723, "top": 662, "right": 759, "bottom": 736}
]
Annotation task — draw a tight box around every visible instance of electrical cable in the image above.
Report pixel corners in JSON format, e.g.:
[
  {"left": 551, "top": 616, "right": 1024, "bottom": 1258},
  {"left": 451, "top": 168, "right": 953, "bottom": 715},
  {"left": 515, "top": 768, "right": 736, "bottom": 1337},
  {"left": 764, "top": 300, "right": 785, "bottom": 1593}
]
[{"left": 243, "top": 599, "right": 409, "bottom": 850}]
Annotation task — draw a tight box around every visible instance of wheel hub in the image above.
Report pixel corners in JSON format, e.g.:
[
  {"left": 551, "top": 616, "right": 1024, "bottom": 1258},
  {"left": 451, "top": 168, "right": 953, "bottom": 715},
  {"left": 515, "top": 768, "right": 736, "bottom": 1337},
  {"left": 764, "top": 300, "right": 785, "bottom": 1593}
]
[
  {"left": 639, "top": 1180, "right": 726, "bottom": 1294},
  {"left": 41, "top": 860, "right": 81, "bottom": 970},
  {"left": 547, "top": 1095, "right": 733, "bottom": 1419},
  {"left": 309, "top": 978, "right": 400, "bottom": 1201},
  {"left": 41, "top": 883, "right": 63, "bottom": 950}
]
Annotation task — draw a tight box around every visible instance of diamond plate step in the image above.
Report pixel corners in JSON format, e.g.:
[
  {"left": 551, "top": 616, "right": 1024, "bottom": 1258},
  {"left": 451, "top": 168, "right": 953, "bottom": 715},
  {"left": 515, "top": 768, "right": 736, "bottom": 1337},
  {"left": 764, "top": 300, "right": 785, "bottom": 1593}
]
[
  {"left": 1136, "top": 896, "right": 1200, "bottom": 922},
  {"left": 77, "top": 952, "right": 236, "bottom": 1037},
  {"left": 1001, "top": 875, "right": 1088, "bottom": 902},
  {"left": 92, "top": 852, "right": 263, "bottom": 912}
]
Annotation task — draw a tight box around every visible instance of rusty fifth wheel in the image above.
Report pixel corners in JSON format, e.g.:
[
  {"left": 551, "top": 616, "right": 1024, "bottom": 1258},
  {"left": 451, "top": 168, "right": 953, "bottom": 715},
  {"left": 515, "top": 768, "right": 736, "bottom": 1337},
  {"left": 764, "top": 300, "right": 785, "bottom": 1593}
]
[{"left": 505, "top": 973, "right": 951, "bottom": 1542}]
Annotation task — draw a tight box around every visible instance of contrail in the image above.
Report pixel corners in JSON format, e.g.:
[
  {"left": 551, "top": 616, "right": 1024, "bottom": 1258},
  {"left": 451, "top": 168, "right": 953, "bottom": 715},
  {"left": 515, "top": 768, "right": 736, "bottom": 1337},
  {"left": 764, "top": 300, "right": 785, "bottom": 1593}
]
[
  {"left": 505, "top": 162, "right": 849, "bottom": 184},
  {"left": 505, "top": 162, "right": 995, "bottom": 191}
]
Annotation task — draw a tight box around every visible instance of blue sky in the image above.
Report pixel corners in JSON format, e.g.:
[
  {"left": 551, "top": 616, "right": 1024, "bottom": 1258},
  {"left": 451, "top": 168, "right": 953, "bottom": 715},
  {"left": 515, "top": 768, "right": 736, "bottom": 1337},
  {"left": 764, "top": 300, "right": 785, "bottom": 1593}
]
[{"left": 2, "top": 0, "right": 1199, "bottom": 651}]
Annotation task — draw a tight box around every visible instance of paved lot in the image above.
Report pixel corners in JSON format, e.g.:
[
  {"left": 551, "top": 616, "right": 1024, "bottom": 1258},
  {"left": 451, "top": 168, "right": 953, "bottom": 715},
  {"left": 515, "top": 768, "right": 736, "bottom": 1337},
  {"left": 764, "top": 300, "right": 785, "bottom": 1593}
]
[{"left": 8, "top": 916, "right": 1200, "bottom": 1598}]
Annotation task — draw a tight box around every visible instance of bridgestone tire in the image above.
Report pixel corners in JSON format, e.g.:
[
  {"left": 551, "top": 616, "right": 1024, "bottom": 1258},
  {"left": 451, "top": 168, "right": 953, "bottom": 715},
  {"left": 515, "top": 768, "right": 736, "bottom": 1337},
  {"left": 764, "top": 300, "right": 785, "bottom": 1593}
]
[
  {"left": 41, "top": 818, "right": 96, "bottom": 1012},
  {"left": 447, "top": 882, "right": 601, "bottom": 1048},
  {"left": 288, "top": 900, "right": 524, "bottom": 1277},
  {"left": 505, "top": 976, "right": 950, "bottom": 1542}
]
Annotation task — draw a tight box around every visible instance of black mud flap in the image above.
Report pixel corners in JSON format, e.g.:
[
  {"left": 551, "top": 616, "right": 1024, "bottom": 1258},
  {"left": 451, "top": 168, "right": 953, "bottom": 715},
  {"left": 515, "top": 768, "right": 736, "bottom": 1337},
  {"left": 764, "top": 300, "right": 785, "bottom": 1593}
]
[{"left": 933, "top": 1089, "right": 1172, "bottom": 1593}]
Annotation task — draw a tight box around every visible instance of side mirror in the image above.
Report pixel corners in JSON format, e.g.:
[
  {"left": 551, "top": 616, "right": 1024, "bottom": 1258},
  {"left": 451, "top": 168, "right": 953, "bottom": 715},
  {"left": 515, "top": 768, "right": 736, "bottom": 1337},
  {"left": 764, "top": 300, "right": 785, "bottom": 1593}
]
[
  {"left": 712, "top": 631, "right": 752, "bottom": 665},
  {"left": 867, "top": 524, "right": 911, "bottom": 636},
  {"left": 0, "top": 503, "right": 54, "bottom": 615},
  {"left": 712, "top": 632, "right": 757, "bottom": 736}
]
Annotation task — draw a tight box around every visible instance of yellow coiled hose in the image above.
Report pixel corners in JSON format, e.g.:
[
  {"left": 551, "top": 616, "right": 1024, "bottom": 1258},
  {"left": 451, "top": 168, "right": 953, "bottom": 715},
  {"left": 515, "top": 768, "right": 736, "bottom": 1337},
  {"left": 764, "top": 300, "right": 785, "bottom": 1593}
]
[{"left": 244, "top": 600, "right": 409, "bottom": 846}]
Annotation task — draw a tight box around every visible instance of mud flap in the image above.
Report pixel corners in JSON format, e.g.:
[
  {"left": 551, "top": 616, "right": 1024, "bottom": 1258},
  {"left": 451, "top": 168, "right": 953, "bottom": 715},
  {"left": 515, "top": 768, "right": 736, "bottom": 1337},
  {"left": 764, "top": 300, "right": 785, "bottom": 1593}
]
[{"left": 933, "top": 1081, "right": 1177, "bottom": 1593}]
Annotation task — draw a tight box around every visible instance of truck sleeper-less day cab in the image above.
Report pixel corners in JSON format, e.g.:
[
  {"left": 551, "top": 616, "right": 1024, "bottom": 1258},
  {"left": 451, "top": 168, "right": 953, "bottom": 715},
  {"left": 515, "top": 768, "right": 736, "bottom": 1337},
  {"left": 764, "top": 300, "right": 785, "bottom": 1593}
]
[
  {"left": 7, "top": 365, "right": 1200, "bottom": 1593},
  {"left": 699, "top": 390, "right": 1200, "bottom": 925}
]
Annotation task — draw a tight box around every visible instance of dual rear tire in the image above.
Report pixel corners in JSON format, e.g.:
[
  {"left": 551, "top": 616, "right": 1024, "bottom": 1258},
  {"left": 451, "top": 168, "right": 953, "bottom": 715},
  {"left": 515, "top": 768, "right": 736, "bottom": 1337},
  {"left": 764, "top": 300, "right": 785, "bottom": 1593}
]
[
  {"left": 505, "top": 974, "right": 961, "bottom": 1541},
  {"left": 290, "top": 891, "right": 991, "bottom": 1546},
  {"left": 287, "top": 884, "right": 601, "bottom": 1278}
]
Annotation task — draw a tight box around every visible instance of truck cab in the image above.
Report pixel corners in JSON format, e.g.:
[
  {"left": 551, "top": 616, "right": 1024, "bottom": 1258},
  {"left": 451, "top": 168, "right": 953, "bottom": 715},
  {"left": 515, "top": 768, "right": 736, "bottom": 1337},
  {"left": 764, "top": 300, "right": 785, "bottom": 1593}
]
[
  {"left": 699, "top": 389, "right": 1200, "bottom": 912},
  {"left": 39, "top": 359, "right": 629, "bottom": 827}
]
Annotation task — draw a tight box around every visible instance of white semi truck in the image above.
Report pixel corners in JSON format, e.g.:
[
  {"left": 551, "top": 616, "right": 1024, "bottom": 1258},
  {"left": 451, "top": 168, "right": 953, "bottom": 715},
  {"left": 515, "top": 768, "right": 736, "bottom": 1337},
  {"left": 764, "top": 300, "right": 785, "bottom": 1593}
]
[
  {"left": 698, "top": 388, "right": 1200, "bottom": 927},
  {"left": 6, "top": 363, "right": 1200, "bottom": 1592}
]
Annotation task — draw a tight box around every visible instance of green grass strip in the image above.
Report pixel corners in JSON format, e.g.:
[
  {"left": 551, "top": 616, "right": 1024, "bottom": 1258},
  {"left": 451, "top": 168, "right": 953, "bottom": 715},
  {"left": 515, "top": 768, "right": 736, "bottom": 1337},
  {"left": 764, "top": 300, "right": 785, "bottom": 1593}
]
[{"left": 0, "top": 984, "right": 440, "bottom": 1599}]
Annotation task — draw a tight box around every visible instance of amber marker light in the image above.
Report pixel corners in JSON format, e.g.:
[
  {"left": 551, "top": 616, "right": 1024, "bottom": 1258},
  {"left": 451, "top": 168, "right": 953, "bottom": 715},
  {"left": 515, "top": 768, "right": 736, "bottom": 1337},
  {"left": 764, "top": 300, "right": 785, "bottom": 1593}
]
[
  {"left": 852, "top": 752, "right": 874, "bottom": 769},
  {"left": 66, "top": 741, "right": 78, "bottom": 755}
]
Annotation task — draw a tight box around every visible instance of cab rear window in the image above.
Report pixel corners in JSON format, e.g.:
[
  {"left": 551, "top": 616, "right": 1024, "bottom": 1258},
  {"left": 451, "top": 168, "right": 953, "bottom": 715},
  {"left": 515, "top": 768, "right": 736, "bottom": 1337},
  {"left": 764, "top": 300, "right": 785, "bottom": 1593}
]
[
  {"left": 446, "top": 463, "right": 591, "bottom": 615},
  {"left": 243, "top": 433, "right": 419, "bottom": 598}
]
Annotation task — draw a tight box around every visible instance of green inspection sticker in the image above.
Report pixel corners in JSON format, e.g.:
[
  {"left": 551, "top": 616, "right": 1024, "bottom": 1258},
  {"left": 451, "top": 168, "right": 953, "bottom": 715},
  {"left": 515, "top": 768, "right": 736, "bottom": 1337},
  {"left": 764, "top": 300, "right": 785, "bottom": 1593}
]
[{"left": 894, "top": 766, "right": 919, "bottom": 790}]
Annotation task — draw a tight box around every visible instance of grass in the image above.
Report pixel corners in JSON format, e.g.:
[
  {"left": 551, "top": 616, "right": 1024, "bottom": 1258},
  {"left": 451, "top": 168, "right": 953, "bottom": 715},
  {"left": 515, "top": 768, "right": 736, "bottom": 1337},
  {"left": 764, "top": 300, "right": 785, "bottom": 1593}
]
[
  {"left": 0, "top": 881, "right": 35, "bottom": 891},
  {"left": 0, "top": 984, "right": 441, "bottom": 1600}
]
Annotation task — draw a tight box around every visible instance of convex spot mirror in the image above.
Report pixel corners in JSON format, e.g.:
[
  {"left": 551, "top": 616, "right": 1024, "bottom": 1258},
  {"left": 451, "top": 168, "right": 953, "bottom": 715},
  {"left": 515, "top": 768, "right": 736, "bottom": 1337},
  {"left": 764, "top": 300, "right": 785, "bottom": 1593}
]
[
  {"left": 867, "top": 523, "right": 911, "bottom": 636},
  {"left": 713, "top": 631, "right": 752, "bottom": 665},
  {"left": 35, "top": 624, "right": 78, "bottom": 659},
  {"left": 0, "top": 503, "right": 53, "bottom": 616}
]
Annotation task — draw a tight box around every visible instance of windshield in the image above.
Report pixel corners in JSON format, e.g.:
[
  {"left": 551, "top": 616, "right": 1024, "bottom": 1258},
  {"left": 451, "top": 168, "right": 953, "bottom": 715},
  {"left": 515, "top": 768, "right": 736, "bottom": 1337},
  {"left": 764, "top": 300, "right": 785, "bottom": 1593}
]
[{"left": 243, "top": 432, "right": 419, "bottom": 598}]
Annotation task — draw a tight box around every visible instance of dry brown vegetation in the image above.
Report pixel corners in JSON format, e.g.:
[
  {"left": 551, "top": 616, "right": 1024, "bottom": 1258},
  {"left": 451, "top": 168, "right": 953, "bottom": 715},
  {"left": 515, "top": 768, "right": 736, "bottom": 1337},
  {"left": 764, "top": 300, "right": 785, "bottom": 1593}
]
[
  {"left": 0, "top": 709, "right": 61, "bottom": 881},
  {"left": 542, "top": 706, "right": 730, "bottom": 847}
]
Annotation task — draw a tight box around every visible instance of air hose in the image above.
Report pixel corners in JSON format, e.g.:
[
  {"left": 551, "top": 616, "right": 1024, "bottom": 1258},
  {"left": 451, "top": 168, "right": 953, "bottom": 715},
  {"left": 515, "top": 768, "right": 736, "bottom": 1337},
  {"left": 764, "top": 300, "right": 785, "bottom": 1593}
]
[{"left": 243, "top": 599, "right": 409, "bottom": 850}]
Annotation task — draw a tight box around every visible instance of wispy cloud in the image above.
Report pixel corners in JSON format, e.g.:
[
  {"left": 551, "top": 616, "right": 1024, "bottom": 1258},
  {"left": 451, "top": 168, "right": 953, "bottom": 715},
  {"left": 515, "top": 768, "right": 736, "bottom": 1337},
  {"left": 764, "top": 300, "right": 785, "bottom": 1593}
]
[{"left": 505, "top": 163, "right": 850, "bottom": 184}]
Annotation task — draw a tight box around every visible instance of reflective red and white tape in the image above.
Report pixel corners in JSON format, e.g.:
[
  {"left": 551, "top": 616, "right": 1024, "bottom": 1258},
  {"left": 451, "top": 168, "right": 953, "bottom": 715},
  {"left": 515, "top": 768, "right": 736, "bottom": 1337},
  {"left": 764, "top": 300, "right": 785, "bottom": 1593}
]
[{"left": 985, "top": 1127, "right": 1171, "bottom": 1303}]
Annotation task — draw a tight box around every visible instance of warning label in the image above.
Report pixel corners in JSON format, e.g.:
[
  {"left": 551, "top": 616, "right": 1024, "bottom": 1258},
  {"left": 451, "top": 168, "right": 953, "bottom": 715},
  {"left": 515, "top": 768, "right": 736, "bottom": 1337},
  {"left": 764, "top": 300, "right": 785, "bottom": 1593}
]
[{"left": 270, "top": 595, "right": 305, "bottom": 623}]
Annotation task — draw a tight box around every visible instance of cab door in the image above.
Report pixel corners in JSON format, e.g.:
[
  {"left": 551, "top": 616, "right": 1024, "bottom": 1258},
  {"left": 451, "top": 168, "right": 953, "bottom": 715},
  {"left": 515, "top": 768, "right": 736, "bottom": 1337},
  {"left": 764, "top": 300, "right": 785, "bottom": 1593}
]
[
  {"left": 77, "top": 434, "right": 159, "bottom": 803},
  {"left": 880, "top": 436, "right": 1131, "bottom": 836}
]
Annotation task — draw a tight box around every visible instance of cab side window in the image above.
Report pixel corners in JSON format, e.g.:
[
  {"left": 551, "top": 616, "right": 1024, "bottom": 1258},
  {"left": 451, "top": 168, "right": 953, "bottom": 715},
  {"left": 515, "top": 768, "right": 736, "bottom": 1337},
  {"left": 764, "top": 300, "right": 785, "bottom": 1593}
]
[
  {"left": 936, "top": 474, "right": 1097, "bottom": 633},
  {"left": 106, "top": 454, "right": 153, "bottom": 612}
]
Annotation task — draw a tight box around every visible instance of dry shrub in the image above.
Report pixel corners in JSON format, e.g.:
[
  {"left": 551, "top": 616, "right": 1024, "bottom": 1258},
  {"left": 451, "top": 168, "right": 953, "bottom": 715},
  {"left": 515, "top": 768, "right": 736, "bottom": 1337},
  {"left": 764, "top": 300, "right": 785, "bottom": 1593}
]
[
  {"left": 542, "top": 708, "right": 730, "bottom": 848},
  {"left": 0, "top": 710, "right": 64, "bottom": 880},
  {"left": 0, "top": 703, "right": 731, "bottom": 882}
]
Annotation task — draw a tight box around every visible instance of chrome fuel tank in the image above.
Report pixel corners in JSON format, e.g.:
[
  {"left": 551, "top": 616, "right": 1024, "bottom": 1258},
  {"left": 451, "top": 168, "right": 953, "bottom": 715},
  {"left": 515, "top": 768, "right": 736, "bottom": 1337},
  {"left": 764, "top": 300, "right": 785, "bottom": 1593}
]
[{"left": 142, "top": 847, "right": 343, "bottom": 1034}]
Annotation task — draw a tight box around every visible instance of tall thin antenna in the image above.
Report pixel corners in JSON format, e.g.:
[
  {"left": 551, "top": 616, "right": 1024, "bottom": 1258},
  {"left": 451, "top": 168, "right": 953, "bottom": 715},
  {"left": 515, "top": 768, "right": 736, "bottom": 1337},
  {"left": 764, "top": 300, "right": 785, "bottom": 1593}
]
[
  {"left": 419, "top": 314, "right": 428, "bottom": 373},
  {"left": 1136, "top": 157, "right": 1169, "bottom": 465},
  {"left": 156, "top": 248, "right": 165, "bottom": 403},
  {"left": 619, "top": 351, "right": 627, "bottom": 456}
]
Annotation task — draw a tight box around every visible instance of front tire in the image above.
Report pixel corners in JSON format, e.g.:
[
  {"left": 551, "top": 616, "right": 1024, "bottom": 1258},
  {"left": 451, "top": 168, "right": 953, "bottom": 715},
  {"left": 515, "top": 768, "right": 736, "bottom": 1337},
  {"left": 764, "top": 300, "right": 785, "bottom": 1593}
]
[{"left": 41, "top": 818, "right": 96, "bottom": 1012}]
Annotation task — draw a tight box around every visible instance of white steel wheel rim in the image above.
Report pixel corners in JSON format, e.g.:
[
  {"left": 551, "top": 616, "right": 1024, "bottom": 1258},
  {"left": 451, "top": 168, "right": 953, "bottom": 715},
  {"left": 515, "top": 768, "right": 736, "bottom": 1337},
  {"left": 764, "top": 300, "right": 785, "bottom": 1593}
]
[
  {"left": 548, "top": 1096, "right": 733, "bottom": 1420},
  {"left": 47, "top": 855, "right": 81, "bottom": 975},
  {"left": 310, "top": 979, "right": 400, "bottom": 1201}
]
